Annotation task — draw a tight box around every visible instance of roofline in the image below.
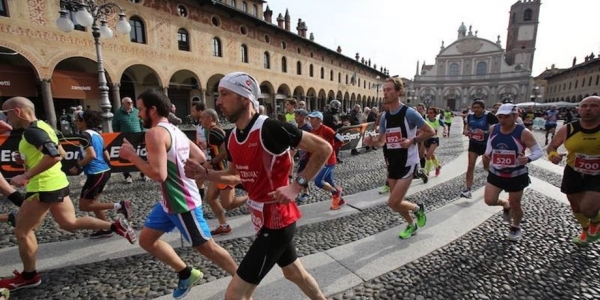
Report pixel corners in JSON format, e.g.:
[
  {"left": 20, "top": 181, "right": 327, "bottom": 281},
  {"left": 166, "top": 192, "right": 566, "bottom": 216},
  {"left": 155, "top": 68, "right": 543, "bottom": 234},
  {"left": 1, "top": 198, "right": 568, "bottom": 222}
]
[{"left": 544, "top": 58, "right": 600, "bottom": 80}]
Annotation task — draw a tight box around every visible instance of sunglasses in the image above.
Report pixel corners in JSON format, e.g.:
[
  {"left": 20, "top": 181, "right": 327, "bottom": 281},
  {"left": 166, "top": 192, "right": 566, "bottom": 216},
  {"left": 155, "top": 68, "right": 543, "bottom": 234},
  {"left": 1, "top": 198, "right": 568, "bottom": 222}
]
[{"left": 0, "top": 109, "right": 16, "bottom": 116}]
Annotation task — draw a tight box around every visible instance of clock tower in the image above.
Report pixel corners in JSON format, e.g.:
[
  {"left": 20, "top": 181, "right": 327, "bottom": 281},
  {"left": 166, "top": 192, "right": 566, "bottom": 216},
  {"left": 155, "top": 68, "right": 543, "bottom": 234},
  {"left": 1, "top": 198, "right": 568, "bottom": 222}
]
[{"left": 505, "top": 0, "right": 541, "bottom": 70}]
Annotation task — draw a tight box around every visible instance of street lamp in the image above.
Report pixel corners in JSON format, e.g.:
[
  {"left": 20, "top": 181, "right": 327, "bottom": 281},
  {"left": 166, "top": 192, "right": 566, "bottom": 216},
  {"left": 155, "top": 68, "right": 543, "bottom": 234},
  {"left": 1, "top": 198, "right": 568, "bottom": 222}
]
[
  {"left": 531, "top": 85, "right": 540, "bottom": 110},
  {"left": 56, "top": 0, "right": 131, "bottom": 132},
  {"left": 375, "top": 75, "right": 381, "bottom": 108}
]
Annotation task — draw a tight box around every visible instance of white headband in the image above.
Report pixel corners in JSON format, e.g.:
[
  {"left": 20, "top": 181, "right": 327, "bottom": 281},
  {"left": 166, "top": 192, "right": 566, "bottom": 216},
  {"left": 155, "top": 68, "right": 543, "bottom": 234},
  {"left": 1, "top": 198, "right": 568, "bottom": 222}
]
[{"left": 219, "top": 72, "right": 260, "bottom": 109}]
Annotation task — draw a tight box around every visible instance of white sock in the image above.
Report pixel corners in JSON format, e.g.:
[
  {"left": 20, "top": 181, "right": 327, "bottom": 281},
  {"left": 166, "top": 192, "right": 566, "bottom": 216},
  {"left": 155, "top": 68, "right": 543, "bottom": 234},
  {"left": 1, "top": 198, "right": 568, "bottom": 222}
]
[
  {"left": 114, "top": 203, "right": 122, "bottom": 210},
  {"left": 220, "top": 224, "right": 230, "bottom": 228}
]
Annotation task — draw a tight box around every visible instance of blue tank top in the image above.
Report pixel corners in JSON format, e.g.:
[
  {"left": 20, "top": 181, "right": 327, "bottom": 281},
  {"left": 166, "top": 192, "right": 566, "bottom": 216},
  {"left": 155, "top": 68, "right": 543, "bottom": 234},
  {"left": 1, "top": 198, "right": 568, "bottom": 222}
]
[
  {"left": 468, "top": 113, "right": 491, "bottom": 144},
  {"left": 81, "top": 129, "right": 110, "bottom": 174},
  {"left": 488, "top": 124, "right": 527, "bottom": 178}
]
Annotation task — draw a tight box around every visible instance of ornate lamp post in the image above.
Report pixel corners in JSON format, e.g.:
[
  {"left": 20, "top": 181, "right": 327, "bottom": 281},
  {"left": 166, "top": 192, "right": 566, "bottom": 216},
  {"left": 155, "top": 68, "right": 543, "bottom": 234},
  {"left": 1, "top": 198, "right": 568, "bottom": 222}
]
[{"left": 56, "top": 0, "right": 131, "bottom": 132}]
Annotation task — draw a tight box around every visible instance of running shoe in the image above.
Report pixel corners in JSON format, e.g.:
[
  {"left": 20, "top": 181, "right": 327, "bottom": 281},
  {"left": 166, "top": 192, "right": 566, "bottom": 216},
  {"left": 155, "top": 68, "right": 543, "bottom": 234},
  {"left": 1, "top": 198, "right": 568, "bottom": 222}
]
[
  {"left": 435, "top": 166, "right": 441, "bottom": 177},
  {"left": 90, "top": 230, "right": 114, "bottom": 239},
  {"left": 419, "top": 169, "right": 429, "bottom": 184},
  {"left": 296, "top": 193, "right": 309, "bottom": 203},
  {"left": 398, "top": 224, "right": 418, "bottom": 239},
  {"left": 210, "top": 225, "right": 232, "bottom": 236},
  {"left": 330, "top": 187, "right": 343, "bottom": 210},
  {"left": 502, "top": 208, "right": 511, "bottom": 222},
  {"left": 588, "top": 222, "right": 600, "bottom": 239},
  {"left": 0, "top": 270, "right": 41, "bottom": 291},
  {"left": 0, "top": 287, "right": 8, "bottom": 299},
  {"left": 173, "top": 268, "right": 203, "bottom": 299},
  {"left": 460, "top": 189, "right": 472, "bottom": 199},
  {"left": 6, "top": 211, "right": 17, "bottom": 228},
  {"left": 113, "top": 218, "right": 137, "bottom": 244},
  {"left": 117, "top": 200, "right": 132, "bottom": 220},
  {"left": 378, "top": 185, "right": 390, "bottom": 194},
  {"left": 415, "top": 203, "right": 427, "bottom": 228},
  {"left": 507, "top": 226, "right": 522, "bottom": 242},
  {"left": 573, "top": 229, "right": 589, "bottom": 246}
]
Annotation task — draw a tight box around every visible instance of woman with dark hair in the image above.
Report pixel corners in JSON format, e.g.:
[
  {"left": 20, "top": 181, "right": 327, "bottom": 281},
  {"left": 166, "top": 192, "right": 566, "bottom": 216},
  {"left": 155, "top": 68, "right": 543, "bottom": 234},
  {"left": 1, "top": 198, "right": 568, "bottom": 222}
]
[{"left": 70, "top": 110, "right": 132, "bottom": 239}]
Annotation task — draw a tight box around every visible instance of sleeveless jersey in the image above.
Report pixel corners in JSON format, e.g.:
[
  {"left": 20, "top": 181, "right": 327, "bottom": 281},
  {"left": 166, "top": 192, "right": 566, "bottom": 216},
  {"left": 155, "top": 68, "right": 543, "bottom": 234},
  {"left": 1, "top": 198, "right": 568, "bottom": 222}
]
[
  {"left": 564, "top": 121, "right": 600, "bottom": 176},
  {"left": 382, "top": 106, "right": 419, "bottom": 168},
  {"left": 426, "top": 117, "right": 443, "bottom": 135},
  {"left": 488, "top": 125, "right": 527, "bottom": 178},
  {"left": 19, "top": 120, "right": 69, "bottom": 192},
  {"left": 157, "top": 122, "right": 202, "bottom": 214},
  {"left": 228, "top": 115, "right": 301, "bottom": 229},
  {"left": 207, "top": 125, "right": 227, "bottom": 170},
  {"left": 468, "top": 113, "right": 491, "bottom": 144},
  {"left": 444, "top": 111, "right": 453, "bottom": 124},
  {"left": 81, "top": 129, "right": 110, "bottom": 175}
]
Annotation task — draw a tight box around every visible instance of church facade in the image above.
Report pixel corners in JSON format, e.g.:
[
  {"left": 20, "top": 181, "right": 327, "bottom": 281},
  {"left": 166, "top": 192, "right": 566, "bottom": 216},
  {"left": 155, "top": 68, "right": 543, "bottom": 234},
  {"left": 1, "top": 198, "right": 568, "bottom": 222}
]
[{"left": 413, "top": 0, "right": 541, "bottom": 110}]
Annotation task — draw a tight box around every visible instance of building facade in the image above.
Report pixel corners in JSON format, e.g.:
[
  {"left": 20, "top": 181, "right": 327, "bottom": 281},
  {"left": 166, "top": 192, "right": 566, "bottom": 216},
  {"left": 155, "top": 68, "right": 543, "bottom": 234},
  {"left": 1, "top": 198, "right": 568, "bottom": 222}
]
[
  {"left": 542, "top": 55, "right": 600, "bottom": 103},
  {"left": 413, "top": 0, "right": 541, "bottom": 110},
  {"left": 0, "top": 0, "right": 386, "bottom": 129}
]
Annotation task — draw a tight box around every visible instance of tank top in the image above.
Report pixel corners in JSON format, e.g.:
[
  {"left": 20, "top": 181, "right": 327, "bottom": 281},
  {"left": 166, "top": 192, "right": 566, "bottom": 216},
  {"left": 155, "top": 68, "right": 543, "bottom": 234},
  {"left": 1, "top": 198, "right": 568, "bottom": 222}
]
[
  {"left": 382, "top": 106, "right": 419, "bottom": 168},
  {"left": 81, "top": 129, "right": 110, "bottom": 175},
  {"left": 488, "top": 124, "right": 527, "bottom": 178},
  {"left": 207, "top": 125, "right": 227, "bottom": 170},
  {"left": 426, "top": 117, "right": 442, "bottom": 135},
  {"left": 157, "top": 122, "right": 202, "bottom": 214},
  {"left": 444, "top": 111, "right": 453, "bottom": 123},
  {"left": 468, "top": 112, "right": 491, "bottom": 144},
  {"left": 564, "top": 121, "right": 600, "bottom": 176},
  {"left": 19, "top": 121, "right": 69, "bottom": 192},
  {"left": 228, "top": 115, "right": 301, "bottom": 230}
]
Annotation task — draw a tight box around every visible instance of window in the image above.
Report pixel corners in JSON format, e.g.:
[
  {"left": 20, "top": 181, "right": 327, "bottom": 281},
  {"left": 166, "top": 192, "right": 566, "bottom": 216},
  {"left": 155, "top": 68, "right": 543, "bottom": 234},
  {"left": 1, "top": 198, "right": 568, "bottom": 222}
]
[
  {"left": 309, "top": 64, "right": 314, "bottom": 77},
  {"left": 358, "top": 78, "right": 361, "bottom": 86},
  {"left": 264, "top": 52, "right": 270, "bottom": 69},
  {"left": 252, "top": 4, "right": 258, "bottom": 16},
  {"left": 241, "top": 44, "right": 248, "bottom": 63},
  {"left": 320, "top": 67, "right": 324, "bottom": 79},
  {"left": 338, "top": 72, "right": 341, "bottom": 83},
  {"left": 596, "top": 75, "right": 599, "bottom": 86},
  {"left": 449, "top": 63, "right": 459, "bottom": 76},
  {"left": 0, "top": 1, "right": 8, "bottom": 17},
  {"left": 177, "top": 28, "right": 190, "bottom": 51},
  {"left": 476, "top": 62, "right": 487, "bottom": 75},
  {"left": 346, "top": 74, "right": 349, "bottom": 84},
  {"left": 129, "top": 16, "right": 146, "bottom": 44},
  {"left": 264, "top": 34, "right": 270, "bottom": 44},
  {"left": 330, "top": 70, "right": 334, "bottom": 81},
  {"left": 242, "top": 1, "right": 247, "bottom": 12},
  {"left": 296, "top": 61, "right": 302, "bottom": 75},
  {"left": 281, "top": 57, "right": 287, "bottom": 73},
  {"left": 231, "top": 0, "right": 236, "bottom": 8},
  {"left": 524, "top": 9, "right": 532, "bottom": 21},
  {"left": 281, "top": 41, "right": 287, "bottom": 49},
  {"left": 589, "top": 76, "right": 593, "bottom": 86},
  {"left": 177, "top": 5, "right": 188, "bottom": 17},
  {"left": 212, "top": 37, "right": 222, "bottom": 57},
  {"left": 130, "top": 0, "right": 141, "bottom": 3}
]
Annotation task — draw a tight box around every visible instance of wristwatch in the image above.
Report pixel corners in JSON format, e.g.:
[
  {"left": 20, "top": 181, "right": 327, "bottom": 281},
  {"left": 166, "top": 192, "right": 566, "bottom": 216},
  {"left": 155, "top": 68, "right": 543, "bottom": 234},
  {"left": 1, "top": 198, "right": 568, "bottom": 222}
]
[{"left": 295, "top": 175, "right": 309, "bottom": 188}]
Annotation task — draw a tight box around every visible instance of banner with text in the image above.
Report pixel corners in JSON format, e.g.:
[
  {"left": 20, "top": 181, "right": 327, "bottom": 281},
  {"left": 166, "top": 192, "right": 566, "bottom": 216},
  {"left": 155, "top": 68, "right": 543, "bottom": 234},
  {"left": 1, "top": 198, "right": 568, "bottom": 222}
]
[{"left": 337, "top": 122, "right": 376, "bottom": 151}]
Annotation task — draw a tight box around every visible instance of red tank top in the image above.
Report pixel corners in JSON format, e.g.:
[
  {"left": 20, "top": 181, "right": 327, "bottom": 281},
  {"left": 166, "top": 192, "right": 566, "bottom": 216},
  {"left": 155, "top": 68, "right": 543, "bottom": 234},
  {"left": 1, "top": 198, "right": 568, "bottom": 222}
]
[{"left": 228, "top": 116, "right": 301, "bottom": 229}]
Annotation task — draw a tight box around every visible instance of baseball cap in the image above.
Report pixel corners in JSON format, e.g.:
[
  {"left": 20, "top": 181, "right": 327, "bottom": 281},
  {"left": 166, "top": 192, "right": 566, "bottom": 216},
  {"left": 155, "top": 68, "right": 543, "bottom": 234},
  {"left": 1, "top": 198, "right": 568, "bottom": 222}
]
[
  {"left": 308, "top": 111, "right": 323, "bottom": 120},
  {"left": 219, "top": 72, "right": 261, "bottom": 109},
  {"left": 295, "top": 109, "right": 309, "bottom": 117},
  {"left": 495, "top": 103, "right": 517, "bottom": 115}
]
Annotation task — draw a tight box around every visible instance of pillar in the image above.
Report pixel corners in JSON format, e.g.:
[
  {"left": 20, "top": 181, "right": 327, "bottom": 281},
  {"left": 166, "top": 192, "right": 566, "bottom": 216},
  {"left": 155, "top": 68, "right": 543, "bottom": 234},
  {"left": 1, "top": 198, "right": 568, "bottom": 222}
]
[
  {"left": 111, "top": 83, "right": 121, "bottom": 112},
  {"left": 41, "top": 79, "right": 57, "bottom": 129}
]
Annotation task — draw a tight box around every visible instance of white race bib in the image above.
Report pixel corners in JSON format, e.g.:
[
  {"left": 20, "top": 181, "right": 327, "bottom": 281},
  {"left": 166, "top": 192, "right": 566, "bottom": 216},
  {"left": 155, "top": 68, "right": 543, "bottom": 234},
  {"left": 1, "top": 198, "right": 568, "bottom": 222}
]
[
  {"left": 491, "top": 149, "right": 517, "bottom": 168},
  {"left": 385, "top": 127, "right": 403, "bottom": 149},
  {"left": 574, "top": 153, "right": 600, "bottom": 175},
  {"left": 247, "top": 199, "right": 265, "bottom": 232}
]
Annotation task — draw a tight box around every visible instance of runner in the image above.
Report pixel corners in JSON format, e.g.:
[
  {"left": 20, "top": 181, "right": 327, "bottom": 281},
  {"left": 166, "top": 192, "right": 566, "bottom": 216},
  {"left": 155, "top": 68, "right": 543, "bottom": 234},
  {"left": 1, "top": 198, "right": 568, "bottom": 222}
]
[
  {"left": 0, "top": 120, "right": 24, "bottom": 227},
  {"left": 547, "top": 96, "right": 600, "bottom": 246},
  {"left": 70, "top": 110, "right": 132, "bottom": 239},
  {"left": 363, "top": 77, "right": 434, "bottom": 239},
  {"left": 443, "top": 107, "right": 454, "bottom": 137},
  {"left": 460, "top": 99, "right": 499, "bottom": 198},
  {"left": 376, "top": 103, "right": 391, "bottom": 194},
  {"left": 0, "top": 97, "right": 136, "bottom": 291},
  {"left": 544, "top": 105, "right": 560, "bottom": 145},
  {"left": 424, "top": 107, "right": 446, "bottom": 177},
  {"left": 184, "top": 72, "right": 328, "bottom": 299},
  {"left": 482, "top": 104, "right": 542, "bottom": 241},
  {"left": 293, "top": 109, "right": 312, "bottom": 202}
]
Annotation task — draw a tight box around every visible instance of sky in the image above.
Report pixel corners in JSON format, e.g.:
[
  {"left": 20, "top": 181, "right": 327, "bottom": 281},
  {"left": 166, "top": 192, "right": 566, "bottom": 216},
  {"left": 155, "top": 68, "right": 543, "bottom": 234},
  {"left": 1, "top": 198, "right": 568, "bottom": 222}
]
[{"left": 266, "top": 0, "right": 600, "bottom": 79}]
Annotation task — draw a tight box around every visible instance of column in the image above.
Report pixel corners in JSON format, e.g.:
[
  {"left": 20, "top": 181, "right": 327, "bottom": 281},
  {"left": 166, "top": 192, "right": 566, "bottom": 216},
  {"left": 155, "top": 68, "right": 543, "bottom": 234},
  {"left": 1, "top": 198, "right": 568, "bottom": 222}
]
[
  {"left": 111, "top": 83, "right": 121, "bottom": 112},
  {"left": 41, "top": 79, "right": 57, "bottom": 129}
]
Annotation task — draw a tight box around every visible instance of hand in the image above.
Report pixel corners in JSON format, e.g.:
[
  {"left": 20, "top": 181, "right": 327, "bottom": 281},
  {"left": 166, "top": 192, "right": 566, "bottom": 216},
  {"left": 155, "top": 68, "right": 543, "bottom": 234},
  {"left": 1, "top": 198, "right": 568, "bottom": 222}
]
[
  {"left": 10, "top": 174, "right": 28, "bottom": 187},
  {"left": 517, "top": 155, "right": 529, "bottom": 165},
  {"left": 550, "top": 153, "right": 564, "bottom": 165},
  {"left": 12, "top": 152, "right": 24, "bottom": 165},
  {"left": 268, "top": 183, "right": 302, "bottom": 204},
  {"left": 399, "top": 138, "right": 413, "bottom": 149},
  {"left": 184, "top": 159, "right": 206, "bottom": 180},
  {"left": 68, "top": 166, "right": 80, "bottom": 175},
  {"left": 118, "top": 138, "right": 136, "bottom": 161}
]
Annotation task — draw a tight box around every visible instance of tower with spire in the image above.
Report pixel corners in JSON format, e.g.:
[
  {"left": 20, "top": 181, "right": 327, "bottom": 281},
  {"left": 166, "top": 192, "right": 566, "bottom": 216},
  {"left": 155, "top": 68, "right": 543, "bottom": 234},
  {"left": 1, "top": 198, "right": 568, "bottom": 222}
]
[{"left": 505, "top": 0, "right": 541, "bottom": 70}]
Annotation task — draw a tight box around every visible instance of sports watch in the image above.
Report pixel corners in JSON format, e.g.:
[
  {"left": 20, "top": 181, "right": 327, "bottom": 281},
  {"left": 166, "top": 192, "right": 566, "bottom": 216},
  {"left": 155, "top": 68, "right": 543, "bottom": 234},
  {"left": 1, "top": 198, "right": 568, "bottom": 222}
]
[{"left": 295, "top": 175, "right": 309, "bottom": 188}]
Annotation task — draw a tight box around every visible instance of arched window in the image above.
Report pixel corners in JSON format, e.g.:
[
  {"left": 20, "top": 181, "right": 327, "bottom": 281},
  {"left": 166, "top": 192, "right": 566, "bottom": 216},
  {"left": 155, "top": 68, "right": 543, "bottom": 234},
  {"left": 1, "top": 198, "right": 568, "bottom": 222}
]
[
  {"left": 252, "top": 4, "right": 258, "bottom": 16},
  {"left": 524, "top": 9, "right": 532, "bottom": 21},
  {"left": 242, "top": 1, "right": 247, "bottom": 12},
  {"left": 296, "top": 61, "right": 302, "bottom": 75},
  {"left": 449, "top": 63, "right": 459, "bottom": 76},
  {"left": 129, "top": 16, "right": 146, "bottom": 44},
  {"left": 231, "top": 0, "right": 236, "bottom": 8},
  {"left": 476, "top": 62, "right": 487, "bottom": 75},
  {"left": 346, "top": 74, "right": 349, "bottom": 84},
  {"left": 330, "top": 70, "right": 334, "bottom": 81},
  {"left": 281, "top": 57, "right": 287, "bottom": 73},
  {"left": 264, "top": 51, "right": 270, "bottom": 69},
  {"left": 338, "top": 72, "right": 341, "bottom": 83},
  {"left": 240, "top": 44, "right": 248, "bottom": 63},
  {"left": 358, "top": 78, "right": 361, "bottom": 86},
  {"left": 309, "top": 64, "right": 314, "bottom": 77},
  {"left": 212, "top": 37, "right": 222, "bottom": 57},
  {"left": 0, "top": 0, "right": 7, "bottom": 17},
  {"left": 177, "top": 28, "right": 190, "bottom": 51},
  {"left": 320, "top": 67, "right": 324, "bottom": 79}
]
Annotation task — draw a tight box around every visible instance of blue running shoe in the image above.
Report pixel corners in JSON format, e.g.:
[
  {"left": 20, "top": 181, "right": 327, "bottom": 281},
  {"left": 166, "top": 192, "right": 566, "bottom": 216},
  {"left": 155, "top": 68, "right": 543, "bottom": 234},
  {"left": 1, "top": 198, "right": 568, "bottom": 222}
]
[{"left": 173, "top": 268, "right": 203, "bottom": 299}]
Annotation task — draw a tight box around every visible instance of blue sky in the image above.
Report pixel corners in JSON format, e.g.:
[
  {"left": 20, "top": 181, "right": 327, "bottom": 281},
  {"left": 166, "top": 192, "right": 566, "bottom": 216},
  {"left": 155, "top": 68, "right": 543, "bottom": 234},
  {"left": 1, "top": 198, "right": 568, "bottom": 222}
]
[{"left": 266, "top": 0, "right": 600, "bottom": 78}]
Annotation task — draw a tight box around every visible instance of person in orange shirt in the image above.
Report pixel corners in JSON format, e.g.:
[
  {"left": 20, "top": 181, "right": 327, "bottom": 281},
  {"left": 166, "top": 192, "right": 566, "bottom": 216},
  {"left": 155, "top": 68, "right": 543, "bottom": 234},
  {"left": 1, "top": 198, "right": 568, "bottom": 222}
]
[{"left": 307, "top": 111, "right": 345, "bottom": 210}]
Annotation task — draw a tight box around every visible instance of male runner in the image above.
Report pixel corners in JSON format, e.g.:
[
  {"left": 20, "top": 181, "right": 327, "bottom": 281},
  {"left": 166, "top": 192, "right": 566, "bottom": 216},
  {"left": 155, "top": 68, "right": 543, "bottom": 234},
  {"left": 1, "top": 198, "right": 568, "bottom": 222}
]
[{"left": 544, "top": 105, "right": 560, "bottom": 145}]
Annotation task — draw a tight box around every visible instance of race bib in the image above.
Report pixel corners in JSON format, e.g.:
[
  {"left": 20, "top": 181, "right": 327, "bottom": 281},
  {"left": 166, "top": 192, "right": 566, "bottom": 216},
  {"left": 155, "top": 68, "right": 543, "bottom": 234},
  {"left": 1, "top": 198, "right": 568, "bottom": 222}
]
[
  {"left": 574, "top": 153, "right": 600, "bottom": 175},
  {"left": 386, "top": 127, "right": 403, "bottom": 149},
  {"left": 471, "top": 130, "right": 485, "bottom": 142},
  {"left": 491, "top": 149, "right": 517, "bottom": 168},
  {"left": 247, "top": 199, "right": 265, "bottom": 232}
]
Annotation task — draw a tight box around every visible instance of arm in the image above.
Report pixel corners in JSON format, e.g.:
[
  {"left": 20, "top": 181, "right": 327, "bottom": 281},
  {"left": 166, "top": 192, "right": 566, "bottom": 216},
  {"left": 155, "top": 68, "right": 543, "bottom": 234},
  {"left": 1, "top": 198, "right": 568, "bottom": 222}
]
[
  {"left": 295, "top": 131, "right": 333, "bottom": 184},
  {"left": 547, "top": 125, "right": 568, "bottom": 164},
  {"left": 520, "top": 129, "right": 543, "bottom": 164},
  {"left": 76, "top": 132, "right": 96, "bottom": 167},
  {"left": 482, "top": 125, "right": 495, "bottom": 171},
  {"left": 410, "top": 109, "right": 435, "bottom": 143},
  {"left": 189, "top": 136, "right": 241, "bottom": 185},
  {"left": 168, "top": 113, "right": 183, "bottom": 125},
  {"left": 0, "top": 120, "right": 12, "bottom": 134},
  {"left": 123, "top": 127, "right": 169, "bottom": 182},
  {"left": 17, "top": 128, "right": 63, "bottom": 182},
  {"left": 103, "top": 149, "right": 110, "bottom": 163}
]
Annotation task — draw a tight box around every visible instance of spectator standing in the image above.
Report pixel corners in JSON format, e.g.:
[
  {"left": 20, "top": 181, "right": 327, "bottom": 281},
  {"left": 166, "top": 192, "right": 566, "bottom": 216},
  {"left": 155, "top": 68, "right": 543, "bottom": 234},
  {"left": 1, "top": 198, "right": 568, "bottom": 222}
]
[{"left": 112, "top": 97, "right": 146, "bottom": 183}]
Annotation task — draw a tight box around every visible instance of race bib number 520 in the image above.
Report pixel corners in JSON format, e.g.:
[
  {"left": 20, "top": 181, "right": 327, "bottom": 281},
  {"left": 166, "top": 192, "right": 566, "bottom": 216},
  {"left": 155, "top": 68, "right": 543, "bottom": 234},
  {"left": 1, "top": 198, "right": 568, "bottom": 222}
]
[
  {"left": 491, "top": 149, "right": 517, "bottom": 168},
  {"left": 574, "top": 153, "right": 600, "bottom": 175}
]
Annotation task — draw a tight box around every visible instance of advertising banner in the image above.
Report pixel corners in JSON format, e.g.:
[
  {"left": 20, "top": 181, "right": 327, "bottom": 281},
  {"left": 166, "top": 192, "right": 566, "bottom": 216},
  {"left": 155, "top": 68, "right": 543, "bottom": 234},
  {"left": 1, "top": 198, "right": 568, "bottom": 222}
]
[{"left": 336, "top": 122, "right": 376, "bottom": 151}]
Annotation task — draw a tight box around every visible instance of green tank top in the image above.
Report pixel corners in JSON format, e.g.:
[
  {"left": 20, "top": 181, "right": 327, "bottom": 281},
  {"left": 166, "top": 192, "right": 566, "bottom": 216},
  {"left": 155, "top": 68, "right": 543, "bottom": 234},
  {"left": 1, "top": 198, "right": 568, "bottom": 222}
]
[
  {"left": 444, "top": 111, "right": 453, "bottom": 123},
  {"left": 426, "top": 117, "right": 442, "bottom": 134},
  {"left": 19, "top": 121, "right": 69, "bottom": 192}
]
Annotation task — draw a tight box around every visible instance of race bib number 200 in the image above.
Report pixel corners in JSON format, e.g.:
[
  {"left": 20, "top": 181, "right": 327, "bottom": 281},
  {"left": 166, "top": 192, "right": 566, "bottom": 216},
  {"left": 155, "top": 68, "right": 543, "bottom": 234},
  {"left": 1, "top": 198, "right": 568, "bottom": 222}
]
[
  {"left": 386, "top": 127, "right": 403, "bottom": 149},
  {"left": 574, "top": 153, "right": 600, "bottom": 175}
]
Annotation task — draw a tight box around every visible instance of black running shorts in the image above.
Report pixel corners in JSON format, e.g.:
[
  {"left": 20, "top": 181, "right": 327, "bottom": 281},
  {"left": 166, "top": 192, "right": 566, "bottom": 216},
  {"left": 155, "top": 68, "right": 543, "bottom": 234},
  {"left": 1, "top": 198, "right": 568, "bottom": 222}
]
[
  {"left": 80, "top": 171, "right": 111, "bottom": 200},
  {"left": 561, "top": 165, "right": 600, "bottom": 194},
  {"left": 487, "top": 172, "right": 530, "bottom": 192},
  {"left": 468, "top": 141, "right": 486, "bottom": 156},
  {"left": 26, "top": 186, "right": 70, "bottom": 203}
]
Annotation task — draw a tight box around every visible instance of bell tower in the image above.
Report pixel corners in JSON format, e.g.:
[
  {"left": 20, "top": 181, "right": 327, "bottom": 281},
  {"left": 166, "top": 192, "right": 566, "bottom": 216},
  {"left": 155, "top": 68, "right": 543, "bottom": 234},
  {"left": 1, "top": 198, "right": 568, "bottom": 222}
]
[{"left": 505, "top": 0, "right": 541, "bottom": 70}]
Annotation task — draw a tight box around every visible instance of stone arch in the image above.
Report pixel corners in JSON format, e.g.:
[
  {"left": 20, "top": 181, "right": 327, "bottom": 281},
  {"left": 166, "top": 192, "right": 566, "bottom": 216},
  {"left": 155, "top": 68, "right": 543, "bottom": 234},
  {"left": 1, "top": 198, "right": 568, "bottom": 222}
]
[
  {"left": 318, "top": 88, "right": 326, "bottom": 110},
  {"left": 204, "top": 73, "right": 225, "bottom": 113},
  {"left": 336, "top": 91, "right": 343, "bottom": 101},
  {"left": 259, "top": 80, "right": 275, "bottom": 115},
  {"left": 276, "top": 84, "right": 291, "bottom": 113},
  {"left": 0, "top": 41, "right": 43, "bottom": 79},
  {"left": 47, "top": 50, "right": 117, "bottom": 82},
  {"left": 306, "top": 87, "right": 317, "bottom": 110},
  {"left": 168, "top": 69, "right": 202, "bottom": 120},
  {"left": 327, "top": 90, "right": 335, "bottom": 101},
  {"left": 293, "top": 86, "right": 305, "bottom": 100}
]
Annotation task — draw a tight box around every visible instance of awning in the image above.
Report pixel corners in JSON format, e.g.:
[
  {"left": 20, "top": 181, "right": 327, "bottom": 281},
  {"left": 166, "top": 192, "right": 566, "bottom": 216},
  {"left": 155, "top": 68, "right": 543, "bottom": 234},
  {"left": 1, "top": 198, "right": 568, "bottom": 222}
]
[
  {"left": 51, "top": 70, "right": 100, "bottom": 99},
  {"left": 0, "top": 65, "right": 38, "bottom": 97}
]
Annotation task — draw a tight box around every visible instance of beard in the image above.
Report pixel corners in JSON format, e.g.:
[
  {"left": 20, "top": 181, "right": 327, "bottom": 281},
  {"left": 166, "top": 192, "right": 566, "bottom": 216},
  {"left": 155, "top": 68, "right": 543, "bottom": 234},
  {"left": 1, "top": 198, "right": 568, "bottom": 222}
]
[
  {"left": 142, "top": 111, "right": 152, "bottom": 129},
  {"left": 223, "top": 98, "right": 246, "bottom": 123}
]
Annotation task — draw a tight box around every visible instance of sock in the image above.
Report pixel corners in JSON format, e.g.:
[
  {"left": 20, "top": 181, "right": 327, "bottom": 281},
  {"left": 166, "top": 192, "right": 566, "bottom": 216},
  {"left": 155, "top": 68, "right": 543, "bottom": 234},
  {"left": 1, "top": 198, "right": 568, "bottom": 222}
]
[
  {"left": 425, "top": 160, "right": 432, "bottom": 174},
  {"left": 110, "top": 223, "right": 117, "bottom": 232},
  {"left": 199, "top": 188, "right": 205, "bottom": 200},
  {"left": 591, "top": 211, "right": 600, "bottom": 224},
  {"left": 433, "top": 158, "right": 440, "bottom": 168},
  {"left": 114, "top": 202, "right": 122, "bottom": 210},
  {"left": 7, "top": 191, "right": 24, "bottom": 207},
  {"left": 574, "top": 213, "right": 590, "bottom": 229},
  {"left": 178, "top": 266, "right": 192, "bottom": 280},
  {"left": 22, "top": 270, "right": 37, "bottom": 280},
  {"left": 420, "top": 157, "right": 426, "bottom": 168}
]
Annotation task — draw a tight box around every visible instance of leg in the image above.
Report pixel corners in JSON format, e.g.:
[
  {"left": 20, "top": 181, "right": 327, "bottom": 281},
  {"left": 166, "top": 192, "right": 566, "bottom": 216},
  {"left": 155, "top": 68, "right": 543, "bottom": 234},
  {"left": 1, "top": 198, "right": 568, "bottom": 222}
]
[
  {"left": 579, "top": 191, "right": 600, "bottom": 219},
  {"left": 387, "top": 177, "right": 416, "bottom": 222},
  {"left": 483, "top": 183, "right": 508, "bottom": 208},
  {"left": 281, "top": 259, "right": 326, "bottom": 300},
  {"left": 138, "top": 227, "right": 187, "bottom": 271},
  {"left": 225, "top": 275, "right": 257, "bottom": 300},
  {"left": 206, "top": 183, "right": 227, "bottom": 226},
  {"left": 193, "top": 239, "right": 237, "bottom": 275},
  {"left": 50, "top": 196, "right": 112, "bottom": 232},
  {"left": 507, "top": 190, "right": 524, "bottom": 226},
  {"left": 465, "top": 151, "right": 479, "bottom": 189},
  {"left": 14, "top": 197, "right": 51, "bottom": 272},
  {"left": 79, "top": 198, "right": 114, "bottom": 221}
]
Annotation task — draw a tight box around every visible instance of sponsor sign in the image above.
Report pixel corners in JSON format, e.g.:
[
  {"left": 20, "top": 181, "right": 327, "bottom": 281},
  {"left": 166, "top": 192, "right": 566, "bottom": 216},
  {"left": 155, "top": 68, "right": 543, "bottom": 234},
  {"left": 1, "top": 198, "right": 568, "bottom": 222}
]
[{"left": 336, "top": 122, "right": 376, "bottom": 151}]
